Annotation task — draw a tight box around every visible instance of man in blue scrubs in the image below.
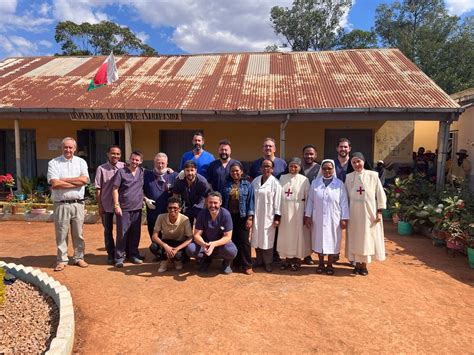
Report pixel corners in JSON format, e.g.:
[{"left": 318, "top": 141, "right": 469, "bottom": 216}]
[
  {"left": 179, "top": 132, "right": 215, "bottom": 179},
  {"left": 206, "top": 139, "right": 239, "bottom": 193}
]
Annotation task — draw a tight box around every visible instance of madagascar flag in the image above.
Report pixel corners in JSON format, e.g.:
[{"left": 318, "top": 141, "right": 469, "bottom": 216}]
[{"left": 87, "top": 52, "right": 119, "bottom": 91}]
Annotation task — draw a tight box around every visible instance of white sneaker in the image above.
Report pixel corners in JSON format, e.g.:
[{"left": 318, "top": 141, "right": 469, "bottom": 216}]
[
  {"left": 175, "top": 260, "right": 183, "bottom": 270},
  {"left": 158, "top": 260, "right": 169, "bottom": 273}
]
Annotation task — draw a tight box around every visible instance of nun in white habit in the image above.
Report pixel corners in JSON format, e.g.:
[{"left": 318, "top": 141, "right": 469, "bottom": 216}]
[{"left": 304, "top": 159, "right": 349, "bottom": 275}]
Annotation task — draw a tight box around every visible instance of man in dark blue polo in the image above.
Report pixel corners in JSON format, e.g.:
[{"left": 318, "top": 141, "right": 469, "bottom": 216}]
[
  {"left": 143, "top": 152, "right": 178, "bottom": 239},
  {"left": 206, "top": 139, "right": 239, "bottom": 193},
  {"left": 186, "top": 191, "right": 237, "bottom": 274},
  {"left": 249, "top": 137, "right": 287, "bottom": 179},
  {"left": 172, "top": 160, "right": 211, "bottom": 226}
]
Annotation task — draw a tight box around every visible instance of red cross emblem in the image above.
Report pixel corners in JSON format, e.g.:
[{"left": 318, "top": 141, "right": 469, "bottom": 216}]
[
  {"left": 357, "top": 186, "right": 365, "bottom": 195},
  {"left": 285, "top": 188, "right": 293, "bottom": 197}
]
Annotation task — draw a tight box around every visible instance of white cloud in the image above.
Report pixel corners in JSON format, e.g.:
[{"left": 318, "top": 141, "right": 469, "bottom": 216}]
[
  {"left": 0, "top": 35, "right": 40, "bottom": 57},
  {"left": 51, "top": 0, "right": 111, "bottom": 23},
  {"left": 0, "top": 0, "right": 53, "bottom": 33},
  {"left": 0, "top": 0, "right": 17, "bottom": 14},
  {"left": 445, "top": 0, "right": 474, "bottom": 15},
  {"left": 38, "top": 2, "right": 52, "bottom": 16},
  {"left": 38, "top": 39, "right": 53, "bottom": 48},
  {"left": 135, "top": 31, "right": 149, "bottom": 44},
  {"left": 124, "top": 0, "right": 293, "bottom": 53}
]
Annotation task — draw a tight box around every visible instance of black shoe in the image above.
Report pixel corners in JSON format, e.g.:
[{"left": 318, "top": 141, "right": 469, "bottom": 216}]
[
  {"left": 352, "top": 267, "right": 359, "bottom": 275},
  {"left": 107, "top": 258, "right": 115, "bottom": 265},
  {"left": 303, "top": 256, "right": 315, "bottom": 265},
  {"left": 358, "top": 268, "right": 369, "bottom": 276},
  {"left": 129, "top": 257, "right": 143, "bottom": 264},
  {"left": 115, "top": 261, "right": 124, "bottom": 268},
  {"left": 137, "top": 255, "right": 146, "bottom": 261},
  {"left": 199, "top": 259, "right": 211, "bottom": 273},
  {"left": 265, "top": 264, "right": 273, "bottom": 273}
]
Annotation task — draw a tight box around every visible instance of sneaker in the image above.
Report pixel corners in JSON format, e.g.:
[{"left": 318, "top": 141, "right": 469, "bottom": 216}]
[
  {"left": 129, "top": 257, "right": 143, "bottom": 264},
  {"left": 158, "top": 260, "right": 169, "bottom": 273},
  {"left": 222, "top": 265, "right": 232, "bottom": 274},
  {"left": 175, "top": 260, "right": 184, "bottom": 270},
  {"left": 358, "top": 267, "right": 369, "bottom": 276},
  {"left": 115, "top": 261, "right": 124, "bottom": 268}
]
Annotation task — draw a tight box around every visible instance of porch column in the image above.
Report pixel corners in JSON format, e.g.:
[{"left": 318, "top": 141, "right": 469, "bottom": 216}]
[
  {"left": 124, "top": 122, "right": 132, "bottom": 159},
  {"left": 280, "top": 114, "right": 291, "bottom": 160},
  {"left": 436, "top": 120, "right": 451, "bottom": 191},
  {"left": 14, "top": 119, "right": 22, "bottom": 192}
]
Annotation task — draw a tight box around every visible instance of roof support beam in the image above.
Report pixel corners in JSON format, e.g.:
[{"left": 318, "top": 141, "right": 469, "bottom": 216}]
[
  {"left": 14, "top": 119, "right": 22, "bottom": 193},
  {"left": 280, "top": 114, "right": 291, "bottom": 160},
  {"left": 436, "top": 119, "right": 451, "bottom": 191},
  {"left": 124, "top": 122, "right": 132, "bottom": 161}
]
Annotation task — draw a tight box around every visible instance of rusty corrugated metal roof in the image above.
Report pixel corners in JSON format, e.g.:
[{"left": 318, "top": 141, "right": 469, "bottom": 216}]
[{"left": 0, "top": 49, "right": 460, "bottom": 112}]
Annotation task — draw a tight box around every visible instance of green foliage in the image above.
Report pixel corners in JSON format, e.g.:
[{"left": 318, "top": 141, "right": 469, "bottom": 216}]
[
  {"left": 0, "top": 268, "right": 5, "bottom": 307},
  {"left": 18, "top": 176, "right": 34, "bottom": 195},
  {"left": 55, "top": 21, "right": 157, "bottom": 56},
  {"left": 270, "top": 0, "right": 352, "bottom": 51},
  {"left": 374, "top": 0, "right": 474, "bottom": 94},
  {"left": 85, "top": 183, "right": 97, "bottom": 205},
  {"left": 337, "top": 29, "right": 378, "bottom": 49}
]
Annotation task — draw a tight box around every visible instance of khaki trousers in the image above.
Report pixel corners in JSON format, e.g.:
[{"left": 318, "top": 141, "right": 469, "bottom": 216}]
[{"left": 53, "top": 202, "right": 85, "bottom": 263}]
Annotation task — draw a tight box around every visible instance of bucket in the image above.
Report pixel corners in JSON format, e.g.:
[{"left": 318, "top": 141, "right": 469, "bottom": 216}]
[
  {"left": 382, "top": 209, "right": 391, "bottom": 220},
  {"left": 397, "top": 221, "right": 413, "bottom": 236},
  {"left": 468, "top": 247, "right": 474, "bottom": 269}
]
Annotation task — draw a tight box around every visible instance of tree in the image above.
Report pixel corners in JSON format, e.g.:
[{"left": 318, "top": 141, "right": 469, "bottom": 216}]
[
  {"left": 270, "top": 0, "right": 352, "bottom": 51},
  {"left": 374, "top": 0, "right": 473, "bottom": 93},
  {"left": 55, "top": 21, "right": 157, "bottom": 56},
  {"left": 337, "top": 29, "right": 378, "bottom": 49}
]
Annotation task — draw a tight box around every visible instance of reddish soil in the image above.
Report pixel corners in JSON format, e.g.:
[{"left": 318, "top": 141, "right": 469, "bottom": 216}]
[{"left": 1, "top": 221, "right": 473, "bottom": 353}]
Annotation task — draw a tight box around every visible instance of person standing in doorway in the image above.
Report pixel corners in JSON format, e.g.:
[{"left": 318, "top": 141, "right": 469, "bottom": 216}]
[
  {"left": 95, "top": 145, "right": 125, "bottom": 265},
  {"left": 335, "top": 138, "right": 352, "bottom": 182}
]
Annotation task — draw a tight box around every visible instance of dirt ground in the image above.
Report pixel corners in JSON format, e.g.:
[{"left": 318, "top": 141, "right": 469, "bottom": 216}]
[{"left": 1, "top": 220, "right": 473, "bottom": 353}]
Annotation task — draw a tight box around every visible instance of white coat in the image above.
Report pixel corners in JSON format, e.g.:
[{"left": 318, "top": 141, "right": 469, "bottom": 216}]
[
  {"left": 305, "top": 177, "right": 349, "bottom": 254},
  {"left": 251, "top": 175, "right": 282, "bottom": 250}
]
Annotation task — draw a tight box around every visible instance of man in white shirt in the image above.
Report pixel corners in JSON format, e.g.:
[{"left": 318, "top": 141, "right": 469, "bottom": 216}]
[{"left": 47, "top": 137, "right": 89, "bottom": 272}]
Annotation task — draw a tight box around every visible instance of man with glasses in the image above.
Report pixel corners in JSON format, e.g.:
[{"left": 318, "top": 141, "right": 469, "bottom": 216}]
[{"left": 150, "top": 197, "right": 193, "bottom": 272}]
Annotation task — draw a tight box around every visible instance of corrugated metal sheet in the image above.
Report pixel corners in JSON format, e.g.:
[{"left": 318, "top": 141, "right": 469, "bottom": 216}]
[{"left": 0, "top": 49, "right": 460, "bottom": 112}]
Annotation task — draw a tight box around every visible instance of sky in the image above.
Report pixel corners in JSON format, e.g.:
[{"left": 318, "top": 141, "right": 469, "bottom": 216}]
[{"left": 0, "top": 0, "right": 473, "bottom": 59}]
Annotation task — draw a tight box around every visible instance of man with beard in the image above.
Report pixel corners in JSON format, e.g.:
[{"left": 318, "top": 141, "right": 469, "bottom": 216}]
[
  {"left": 112, "top": 151, "right": 145, "bottom": 268},
  {"left": 335, "top": 138, "right": 352, "bottom": 182},
  {"left": 302, "top": 144, "right": 320, "bottom": 182},
  {"left": 179, "top": 132, "right": 215, "bottom": 179},
  {"left": 207, "top": 139, "right": 239, "bottom": 193},
  {"left": 95, "top": 145, "right": 125, "bottom": 265},
  {"left": 173, "top": 160, "right": 211, "bottom": 226},
  {"left": 249, "top": 138, "right": 287, "bottom": 179},
  {"left": 144, "top": 152, "right": 178, "bottom": 239},
  {"left": 186, "top": 191, "right": 237, "bottom": 274}
]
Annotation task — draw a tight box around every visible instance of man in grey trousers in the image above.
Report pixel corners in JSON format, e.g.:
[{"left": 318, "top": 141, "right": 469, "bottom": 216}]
[{"left": 47, "top": 137, "right": 89, "bottom": 271}]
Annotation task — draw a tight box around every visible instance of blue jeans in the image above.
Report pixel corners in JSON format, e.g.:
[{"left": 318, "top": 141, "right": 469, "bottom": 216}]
[{"left": 186, "top": 241, "right": 237, "bottom": 261}]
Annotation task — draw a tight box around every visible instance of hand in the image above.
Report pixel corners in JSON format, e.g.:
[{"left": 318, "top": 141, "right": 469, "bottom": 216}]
[
  {"left": 114, "top": 206, "right": 122, "bottom": 216},
  {"left": 145, "top": 197, "right": 156, "bottom": 210},
  {"left": 245, "top": 218, "right": 253, "bottom": 230},
  {"left": 178, "top": 170, "right": 185, "bottom": 180},
  {"left": 373, "top": 213, "right": 382, "bottom": 225},
  {"left": 204, "top": 242, "right": 215, "bottom": 256},
  {"left": 340, "top": 220, "right": 348, "bottom": 230},
  {"left": 272, "top": 220, "right": 280, "bottom": 228},
  {"left": 167, "top": 168, "right": 175, "bottom": 173},
  {"left": 304, "top": 216, "right": 312, "bottom": 229},
  {"left": 163, "top": 244, "right": 175, "bottom": 258},
  {"left": 98, "top": 205, "right": 105, "bottom": 217}
]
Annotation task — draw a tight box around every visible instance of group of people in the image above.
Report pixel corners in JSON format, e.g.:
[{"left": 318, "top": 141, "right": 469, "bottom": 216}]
[{"left": 47, "top": 133, "right": 387, "bottom": 276}]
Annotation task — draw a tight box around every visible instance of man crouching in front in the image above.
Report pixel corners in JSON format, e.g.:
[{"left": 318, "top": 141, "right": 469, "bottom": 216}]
[
  {"left": 186, "top": 191, "right": 237, "bottom": 274},
  {"left": 150, "top": 197, "right": 193, "bottom": 273}
]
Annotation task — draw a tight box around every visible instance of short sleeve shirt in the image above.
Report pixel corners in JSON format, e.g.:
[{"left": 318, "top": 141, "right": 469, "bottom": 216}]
[
  {"left": 153, "top": 213, "right": 192, "bottom": 242},
  {"left": 47, "top": 155, "right": 90, "bottom": 202},
  {"left": 172, "top": 174, "right": 211, "bottom": 210},
  {"left": 112, "top": 167, "right": 144, "bottom": 211},
  {"left": 249, "top": 157, "right": 287, "bottom": 179},
  {"left": 95, "top": 161, "right": 125, "bottom": 213},
  {"left": 195, "top": 207, "right": 233, "bottom": 242}
]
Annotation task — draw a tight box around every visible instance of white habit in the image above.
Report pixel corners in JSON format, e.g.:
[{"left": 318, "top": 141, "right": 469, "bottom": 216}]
[
  {"left": 305, "top": 176, "right": 349, "bottom": 255},
  {"left": 278, "top": 173, "right": 311, "bottom": 258},
  {"left": 251, "top": 175, "right": 282, "bottom": 250},
  {"left": 345, "top": 170, "right": 387, "bottom": 263}
]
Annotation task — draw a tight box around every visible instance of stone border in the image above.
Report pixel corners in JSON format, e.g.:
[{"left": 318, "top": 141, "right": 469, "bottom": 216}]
[{"left": 0, "top": 261, "right": 74, "bottom": 355}]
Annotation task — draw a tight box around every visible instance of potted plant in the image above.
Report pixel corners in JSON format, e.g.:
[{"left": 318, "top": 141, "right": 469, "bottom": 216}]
[{"left": 467, "top": 226, "right": 474, "bottom": 269}]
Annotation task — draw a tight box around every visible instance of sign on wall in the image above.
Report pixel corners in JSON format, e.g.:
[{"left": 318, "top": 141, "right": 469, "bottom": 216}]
[{"left": 69, "top": 112, "right": 181, "bottom": 122}]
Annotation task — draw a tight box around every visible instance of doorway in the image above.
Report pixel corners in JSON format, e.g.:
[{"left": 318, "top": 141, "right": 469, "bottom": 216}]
[{"left": 324, "top": 129, "right": 374, "bottom": 164}]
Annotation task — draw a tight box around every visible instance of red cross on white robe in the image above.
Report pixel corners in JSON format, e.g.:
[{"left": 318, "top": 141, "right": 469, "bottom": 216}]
[
  {"left": 357, "top": 186, "right": 365, "bottom": 195},
  {"left": 285, "top": 188, "right": 293, "bottom": 197}
]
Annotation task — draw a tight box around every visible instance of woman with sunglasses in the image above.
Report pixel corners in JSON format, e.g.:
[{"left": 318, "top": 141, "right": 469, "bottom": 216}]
[{"left": 304, "top": 159, "right": 349, "bottom": 275}]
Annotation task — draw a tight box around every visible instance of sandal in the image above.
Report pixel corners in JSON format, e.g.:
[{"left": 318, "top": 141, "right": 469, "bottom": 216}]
[
  {"left": 326, "top": 267, "right": 335, "bottom": 275},
  {"left": 54, "top": 263, "right": 67, "bottom": 272},
  {"left": 315, "top": 264, "right": 325, "bottom": 274}
]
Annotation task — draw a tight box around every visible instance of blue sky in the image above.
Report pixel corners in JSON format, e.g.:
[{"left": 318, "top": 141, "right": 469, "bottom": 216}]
[{"left": 0, "top": 0, "right": 473, "bottom": 59}]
